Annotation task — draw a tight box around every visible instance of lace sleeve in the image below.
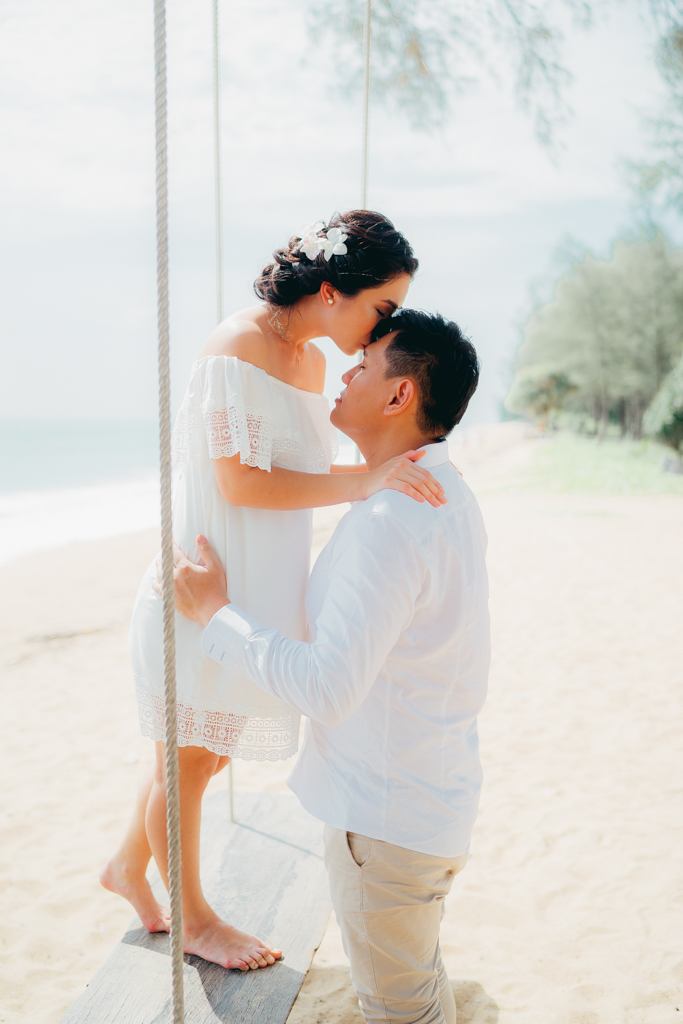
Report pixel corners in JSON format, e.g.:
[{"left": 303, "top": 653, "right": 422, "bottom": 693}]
[
  {"left": 172, "top": 356, "right": 334, "bottom": 473},
  {"left": 204, "top": 406, "right": 274, "bottom": 471},
  {"left": 171, "top": 357, "right": 274, "bottom": 470},
  {"left": 202, "top": 357, "right": 276, "bottom": 471}
]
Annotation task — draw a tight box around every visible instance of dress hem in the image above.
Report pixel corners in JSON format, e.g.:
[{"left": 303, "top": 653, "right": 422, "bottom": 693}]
[
  {"left": 139, "top": 723, "right": 298, "bottom": 761},
  {"left": 135, "top": 682, "right": 300, "bottom": 761}
]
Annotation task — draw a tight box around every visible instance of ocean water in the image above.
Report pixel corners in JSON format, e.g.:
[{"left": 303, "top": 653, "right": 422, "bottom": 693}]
[
  {"left": 0, "top": 419, "right": 160, "bottom": 495},
  {"left": 0, "top": 420, "right": 356, "bottom": 567},
  {"left": 0, "top": 420, "right": 161, "bottom": 567}
]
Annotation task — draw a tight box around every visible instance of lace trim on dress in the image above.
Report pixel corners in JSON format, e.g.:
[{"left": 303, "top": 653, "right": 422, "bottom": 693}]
[
  {"left": 135, "top": 681, "right": 300, "bottom": 761},
  {"left": 207, "top": 407, "right": 273, "bottom": 470},
  {"left": 171, "top": 403, "right": 334, "bottom": 474}
]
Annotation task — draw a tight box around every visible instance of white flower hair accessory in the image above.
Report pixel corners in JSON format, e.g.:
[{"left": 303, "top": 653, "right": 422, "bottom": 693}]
[
  {"left": 295, "top": 222, "right": 348, "bottom": 262},
  {"left": 321, "top": 227, "right": 348, "bottom": 261},
  {"left": 296, "top": 222, "right": 325, "bottom": 260}
]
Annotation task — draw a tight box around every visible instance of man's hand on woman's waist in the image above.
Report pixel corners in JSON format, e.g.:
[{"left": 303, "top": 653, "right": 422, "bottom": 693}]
[{"left": 154, "top": 535, "right": 229, "bottom": 626}]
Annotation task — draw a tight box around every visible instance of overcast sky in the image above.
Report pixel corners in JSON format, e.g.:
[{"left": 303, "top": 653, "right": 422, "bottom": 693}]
[{"left": 0, "top": 0, "right": 674, "bottom": 424}]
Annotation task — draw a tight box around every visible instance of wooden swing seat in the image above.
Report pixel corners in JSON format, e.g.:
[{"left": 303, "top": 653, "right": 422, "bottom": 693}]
[{"left": 60, "top": 791, "right": 331, "bottom": 1024}]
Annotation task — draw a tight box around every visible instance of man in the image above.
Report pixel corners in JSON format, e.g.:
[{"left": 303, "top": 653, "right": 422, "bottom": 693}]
[{"left": 173, "top": 309, "right": 490, "bottom": 1024}]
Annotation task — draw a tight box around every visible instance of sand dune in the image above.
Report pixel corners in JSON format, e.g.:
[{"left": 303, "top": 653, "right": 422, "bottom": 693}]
[{"left": 1, "top": 433, "right": 681, "bottom": 1023}]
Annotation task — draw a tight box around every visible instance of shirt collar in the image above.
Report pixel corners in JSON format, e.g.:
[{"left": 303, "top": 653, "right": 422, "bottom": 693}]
[{"left": 416, "top": 439, "right": 450, "bottom": 469}]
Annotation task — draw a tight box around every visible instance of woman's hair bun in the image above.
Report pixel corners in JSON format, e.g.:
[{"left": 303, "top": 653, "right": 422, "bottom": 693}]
[{"left": 254, "top": 210, "right": 418, "bottom": 307}]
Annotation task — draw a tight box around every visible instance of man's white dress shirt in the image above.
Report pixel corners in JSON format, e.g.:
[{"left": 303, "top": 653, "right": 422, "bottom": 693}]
[{"left": 202, "top": 441, "right": 490, "bottom": 857}]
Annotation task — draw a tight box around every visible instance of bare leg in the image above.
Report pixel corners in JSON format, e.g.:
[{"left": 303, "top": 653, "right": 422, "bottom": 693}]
[
  {"left": 100, "top": 767, "right": 171, "bottom": 933},
  {"left": 146, "top": 742, "right": 283, "bottom": 971}
]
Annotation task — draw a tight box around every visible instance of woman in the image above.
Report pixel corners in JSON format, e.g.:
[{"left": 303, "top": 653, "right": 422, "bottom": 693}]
[{"left": 101, "top": 210, "right": 445, "bottom": 972}]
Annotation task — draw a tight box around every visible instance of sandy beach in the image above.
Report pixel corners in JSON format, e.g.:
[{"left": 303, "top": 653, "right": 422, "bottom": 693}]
[{"left": 1, "top": 429, "right": 682, "bottom": 1024}]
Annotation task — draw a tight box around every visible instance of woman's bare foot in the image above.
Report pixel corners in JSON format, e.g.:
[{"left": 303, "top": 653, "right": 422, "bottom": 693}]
[
  {"left": 99, "top": 857, "right": 171, "bottom": 933},
  {"left": 183, "top": 914, "right": 282, "bottom": 971}
]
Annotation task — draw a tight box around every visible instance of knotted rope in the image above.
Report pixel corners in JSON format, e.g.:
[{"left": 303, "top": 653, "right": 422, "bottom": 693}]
[{"left": 153, "top": 0, "right": 185, "bottom": 1020}]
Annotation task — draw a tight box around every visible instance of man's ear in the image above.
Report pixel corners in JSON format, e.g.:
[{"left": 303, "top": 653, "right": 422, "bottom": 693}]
[{"left": 384, "top": 378, "right": 416, "bottom": 417}]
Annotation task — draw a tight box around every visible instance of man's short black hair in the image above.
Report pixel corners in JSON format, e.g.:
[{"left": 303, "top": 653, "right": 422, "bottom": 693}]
[{"left": 370, "top": 309, "right": 480, "bottom": 436}]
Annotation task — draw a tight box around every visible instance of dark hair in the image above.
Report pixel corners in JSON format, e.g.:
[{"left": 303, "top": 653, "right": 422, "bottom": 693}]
[
  {"left": 254, "top": 210, "right": 418, "bottom": 307},
  {"left": 371, "top": 309, "right": 480, "bottom": 436}
]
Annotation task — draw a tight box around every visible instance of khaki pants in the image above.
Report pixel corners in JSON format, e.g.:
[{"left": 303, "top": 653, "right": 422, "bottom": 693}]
[{"left": 324, "top": 825, "right": 469, "bottom": 1024}]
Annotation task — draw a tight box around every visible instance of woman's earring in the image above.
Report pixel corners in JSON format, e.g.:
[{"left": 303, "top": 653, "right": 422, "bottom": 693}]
[{"left": 327, "top": 298, "right": 333, "bottom": 305}]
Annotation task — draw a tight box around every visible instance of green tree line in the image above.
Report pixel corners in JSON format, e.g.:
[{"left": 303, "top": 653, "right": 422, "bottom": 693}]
[{"left": 506, "top": 232, "right": 683, "bottom": 447}]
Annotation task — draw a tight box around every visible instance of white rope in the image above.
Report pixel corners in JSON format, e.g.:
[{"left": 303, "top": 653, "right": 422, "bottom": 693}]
[
  {"left": 153, "top": 1, "right": 185, "bottom": 1020},
  {"left": 211, "top": 0, "right": 225, "bottom": 325},
  {"left": 361, "top": 0, "right": 372, "bottom": 210}
]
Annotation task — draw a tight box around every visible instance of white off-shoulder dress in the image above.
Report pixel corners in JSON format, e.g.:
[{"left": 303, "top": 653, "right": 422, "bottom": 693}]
[{"left": 130, "top": 356, "right": 338, "bottom": 761}]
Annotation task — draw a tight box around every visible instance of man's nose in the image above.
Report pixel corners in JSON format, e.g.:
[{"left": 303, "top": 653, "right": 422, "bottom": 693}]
[{"left": 342, "top": 363, "right": 362, "bottom": 385}]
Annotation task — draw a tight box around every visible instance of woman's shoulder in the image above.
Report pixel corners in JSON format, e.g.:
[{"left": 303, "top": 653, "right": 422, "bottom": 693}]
[
  {"left": 199, "top": 313, "right": 272, "bottom": 369},
  {"left": 196, "top": 308, "right": 326, "bottom": 395}
]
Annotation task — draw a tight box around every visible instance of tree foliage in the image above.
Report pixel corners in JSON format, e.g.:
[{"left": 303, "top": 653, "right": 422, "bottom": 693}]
[
  {"left": 643, "top": 349, "right": 683, "bottom": 449},
  {"left": 506, "top": 232, "right": 683, "bottom": 438},
  {"left": 633, "top": 20, "right": 683, "bottom": 210},
  {"left": 306, "top": 0, "right": 588, "bottom": 143},
  {"left": 309, "top": 1, "right": 683, "bottom": 147}
]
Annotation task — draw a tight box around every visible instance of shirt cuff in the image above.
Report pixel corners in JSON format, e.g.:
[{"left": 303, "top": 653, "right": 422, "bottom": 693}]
[{"left": 201, "top": 603, "right": 263, "bottom": 669}]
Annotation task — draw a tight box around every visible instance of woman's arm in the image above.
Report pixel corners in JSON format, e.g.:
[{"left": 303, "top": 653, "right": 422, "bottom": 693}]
[
  {"left": 329, "top": 463, "right": 367, "bottom": 474},
  {"left": 212, "top": 452, "right": 445, "bottom": 510}
]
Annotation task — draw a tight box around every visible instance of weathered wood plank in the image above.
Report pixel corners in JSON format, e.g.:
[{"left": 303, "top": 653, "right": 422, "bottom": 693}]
[{"left": 60, "top": 791, "right": 331, "bottom": 1024}]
